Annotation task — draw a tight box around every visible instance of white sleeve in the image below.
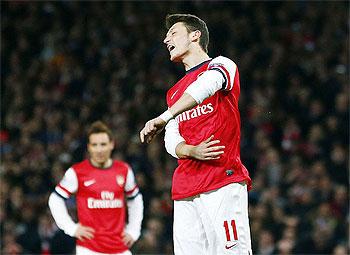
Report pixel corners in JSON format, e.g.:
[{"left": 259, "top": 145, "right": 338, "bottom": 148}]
[
  {"left": 185, "top": 56, "right": 238, "bottom": 104},
  {"left": 48, "top": 192, "right": 78, "bottom": 237},
  {"left": 207, "top": 56, "right": 237, "bottom": 91},
  {"left": 124, "top": 166, "right": 140, "bottom": 199},
  {"left": 184, "top": 69, "right": 224, "bottom": 104},
  {"left": 164, "top": 119, "right": 185, "bottom": 159},
  {"left": 55, "top": 168, "right": 78, "bottom": 199},
  {"left": 124, "top": 167, "right": 144, "bottom": 241},
  {"left": 125, "top": 194, "right": 143, "bottom": 241}
]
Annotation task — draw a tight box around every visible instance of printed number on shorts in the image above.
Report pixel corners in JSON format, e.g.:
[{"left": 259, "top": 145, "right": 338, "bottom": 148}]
[{"left": 223, "top": 219, "right": 238, "bottom": 241}]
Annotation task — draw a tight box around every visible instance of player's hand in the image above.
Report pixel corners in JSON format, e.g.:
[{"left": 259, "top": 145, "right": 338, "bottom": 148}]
[
  {"left": 190, "top": 135, "right": 225, "bottom": 160},
  {"left": 122, "top": 232, "right": 135, "bottom": 247},
  {"left": 139, "top": 117, "right": 166, "bottom": 144},
  {"left": 74, "top": 223, "right": 95, "bottom": 241}
]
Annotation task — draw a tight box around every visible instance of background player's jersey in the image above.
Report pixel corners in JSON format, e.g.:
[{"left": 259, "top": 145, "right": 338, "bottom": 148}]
[
  {"left": 166, "top": 56, "right": 251, "bottom": 200},
  {"left": 55, "top": 159, "right": 139, "bottom": 253}
]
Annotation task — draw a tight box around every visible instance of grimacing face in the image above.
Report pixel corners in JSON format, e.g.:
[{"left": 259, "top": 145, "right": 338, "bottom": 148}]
[
  {"left": 163, "top": 22, "right": 194, "bottom": 62},
  {"left": 88, "top": 133, "right": 114, "bottom": 166}
]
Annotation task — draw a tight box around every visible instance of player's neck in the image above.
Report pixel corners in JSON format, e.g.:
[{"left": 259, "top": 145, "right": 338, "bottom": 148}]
[
  {"left": 182, "top": 49, "right": 210, "bottom": 71},
  {"left": 90, "top": 158, "right": 113, "bottom": 169}
]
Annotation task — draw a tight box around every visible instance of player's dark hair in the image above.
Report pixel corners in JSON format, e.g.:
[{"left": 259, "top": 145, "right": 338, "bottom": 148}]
[
  {"left": 87, "top": 121, "right": 113, "bottom": 142},
  {"left": 166, "top": 14, "right": 209, "bottom": 53}
]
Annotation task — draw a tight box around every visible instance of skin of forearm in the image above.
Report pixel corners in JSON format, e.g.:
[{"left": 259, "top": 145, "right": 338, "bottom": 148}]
[
  {"left": 168, "top": 93, "right": 198, "bottom": 117},
  {"left": 175, "top": 142, "right": 195, "bottom": 158}
]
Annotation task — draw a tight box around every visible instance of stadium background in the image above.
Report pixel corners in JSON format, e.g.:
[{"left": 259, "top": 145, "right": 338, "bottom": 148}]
[{"left": 1, "top": 1, "right": 349, "bottom": 254}]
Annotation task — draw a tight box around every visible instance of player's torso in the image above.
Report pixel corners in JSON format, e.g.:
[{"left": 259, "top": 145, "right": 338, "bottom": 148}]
[
  {"left": 167, "top": 60, "right": 240, "bottom": 143},
  {"left": 166, "top": 60, "right": 250, "bottom": 199},
  {"left": 73, "top": 160, "right": 128, "bottom": 252}
]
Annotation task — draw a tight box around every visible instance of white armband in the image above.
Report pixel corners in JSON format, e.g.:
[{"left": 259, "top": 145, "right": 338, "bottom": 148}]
[{"left": 159, "top": 109, "right": 174, "bottom": 123}]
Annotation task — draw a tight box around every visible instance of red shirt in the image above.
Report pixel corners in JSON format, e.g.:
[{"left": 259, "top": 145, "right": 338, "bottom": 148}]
[
  {"left": 166, "top": 56, "right": 252, "bottom": 200},
  {"left": 56, "top": 159, "right": 138, "bottom": 253}
]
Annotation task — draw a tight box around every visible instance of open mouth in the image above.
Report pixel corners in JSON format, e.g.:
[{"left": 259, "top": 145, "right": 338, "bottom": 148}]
[{"left": 167, "top": 45, "right": 175, "bottom": 52}]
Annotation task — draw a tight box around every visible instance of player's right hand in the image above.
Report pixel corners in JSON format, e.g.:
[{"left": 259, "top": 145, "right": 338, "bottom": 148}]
[
  {"left": 139, "top": 117, "right": 166, "bottom": 144},
  {"left": 190, "top": 135, "right": 225, "bottom": 160},
  {"left": 74, "top": 223, "right": 95, "bottom": 241},
  {"left": 122, "top": 232, "right": 135, "bottom": 247}
]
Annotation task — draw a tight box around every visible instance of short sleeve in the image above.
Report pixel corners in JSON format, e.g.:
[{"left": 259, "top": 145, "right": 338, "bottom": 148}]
[
  {"left": 208, "top": 56, "right": 237, "bottom": 91},
  {"left": 55, "top": 168, "right": 78, "bottom": 199}
]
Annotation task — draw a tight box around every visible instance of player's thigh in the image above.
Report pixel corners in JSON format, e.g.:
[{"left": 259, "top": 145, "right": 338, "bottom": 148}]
[
  {"left": 201, "top": 183, "right": 252, "bottom": 254},
  {"left": 173, "top": 199, "right": 207, "bottom": 255}
]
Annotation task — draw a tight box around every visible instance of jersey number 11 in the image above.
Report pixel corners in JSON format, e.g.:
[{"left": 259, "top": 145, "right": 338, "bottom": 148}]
[{"left": 223, "top": 219, "right": 238, "bottom": 241}]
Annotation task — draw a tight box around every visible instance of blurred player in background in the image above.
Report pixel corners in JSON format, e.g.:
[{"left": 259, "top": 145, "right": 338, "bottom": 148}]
[
  {"left": 49, "top": 121, "right": 143, "bottom": 255},
  {"left": 140, "top": 14, "right": 252, "bottom": 254}
]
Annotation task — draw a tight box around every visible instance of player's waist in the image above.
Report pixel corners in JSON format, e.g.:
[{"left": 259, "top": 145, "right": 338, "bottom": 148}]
[
  {"left": 176, "top": 156, "right": 242, "bottom": 170},
  {"left": 171, "top": 175, "right": 250, "bottom": 200},
  {"left": 181, "top": 181, "right": 247, "bottom": 201},
  {"left": 77, "top": 240, "right": 128, "bottom": 254}
]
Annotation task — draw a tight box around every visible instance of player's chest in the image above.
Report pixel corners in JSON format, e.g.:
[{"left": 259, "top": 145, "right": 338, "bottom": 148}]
[
  {"left": 77, "top": 170, "right": 126, "bottom": 197},
  {"left": 167, "top": 68, "right": 208, "bottom": 106}
]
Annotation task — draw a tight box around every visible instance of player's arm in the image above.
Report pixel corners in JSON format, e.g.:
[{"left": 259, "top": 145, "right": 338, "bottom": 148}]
[
  {"left": 175, "top": 136, "right": 225, "bottom": 160},
  {"left": 164, "top": 119, "right": 225, "bottom": 160},
  {"left": 140, "top": 68, "right": 225, "bottom": 143},
  {"left": 48, "top": 192, "right": 79, "bottom": 236},
  {"left": 48, "top": 168, "right": 95, "bottom": 241},
  {"left": 123, "top": 167, "right": 144, "bottom": 247}
]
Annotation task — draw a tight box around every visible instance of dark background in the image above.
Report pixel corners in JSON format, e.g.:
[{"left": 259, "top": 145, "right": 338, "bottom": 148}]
[{"left": 1, "top": 1, "right": 349, "bottom": 254}]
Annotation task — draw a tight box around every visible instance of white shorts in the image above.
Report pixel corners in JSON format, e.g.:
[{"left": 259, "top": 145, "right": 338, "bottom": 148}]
[
  {"left": 76, "top": 245, "right": 132, "bottom": 255},
  {"left": 173, "top": 182, "right": 252, "bottom": 255}
]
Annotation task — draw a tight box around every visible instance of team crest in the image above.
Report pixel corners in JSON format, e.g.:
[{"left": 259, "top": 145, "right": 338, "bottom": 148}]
[{"left": 116, "top": 175, "right": 125, "bottom": 187}]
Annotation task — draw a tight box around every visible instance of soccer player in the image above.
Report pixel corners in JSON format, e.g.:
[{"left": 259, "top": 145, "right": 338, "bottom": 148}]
[
  {"left": 140, "top": 14, "right": 252, "bottom": 254},
  {"left": 49, "top": 121, "right": 143, "bottom": 255}
]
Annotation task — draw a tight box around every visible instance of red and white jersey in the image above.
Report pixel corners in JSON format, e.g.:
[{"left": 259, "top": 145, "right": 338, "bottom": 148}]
[
  {"left": 166, "top": 56, "right": 252, "bottom": 200},
  {"left": 55, "top": 159, "right": 139, "bottom": 253}
]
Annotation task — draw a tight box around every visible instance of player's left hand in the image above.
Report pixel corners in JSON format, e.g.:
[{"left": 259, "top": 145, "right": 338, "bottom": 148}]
[
  {"left": 190, "top": 135, "right": 225, "bottom": 160},
  {"left": 122, "top": 232, "right": 135, "bottom": 247},
  {"left": 139, "top": 117, "right": 166, "bottom": 143}
]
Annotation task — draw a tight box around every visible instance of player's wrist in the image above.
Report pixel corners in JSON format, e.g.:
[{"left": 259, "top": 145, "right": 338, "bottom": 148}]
[
  {"left": 185, "top": 145, "right": 196, "bottom": 158},
  {"left": 176, "top": 143, "right": 193, "bottom": 158},
  {"left": 159, "top": 109, "right": 174, "bottom": 123}
]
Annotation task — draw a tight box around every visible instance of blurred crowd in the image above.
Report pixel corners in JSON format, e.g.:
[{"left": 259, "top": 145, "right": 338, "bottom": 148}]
[{"left": 1, "top": 1, "right": 348, "bottom": 254}]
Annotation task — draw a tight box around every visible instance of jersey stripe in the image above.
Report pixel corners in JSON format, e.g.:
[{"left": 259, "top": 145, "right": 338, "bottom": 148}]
[
  {"left": 209, "top": 65, "right": 231, "bottom": 90},
  {"left": 126, "top": 192, "right": 140, "bottom": 200},
  {"left": 219, "top": 65, "right": 232, "bottom": 90},
  {"left": 125, "top": 185, "right": 139, "bottom": 198},
  {"left": 210, "top": 68, "right": 228, "bottom": 89},
  {"left": 56, "top": 184, "right": 72, "bottom": 198},
  {"left": 54, "top": 190, "right": 68, "bottom": 200}
]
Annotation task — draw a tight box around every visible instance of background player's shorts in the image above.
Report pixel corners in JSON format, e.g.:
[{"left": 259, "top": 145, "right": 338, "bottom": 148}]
[
  {"left": 173, "top": 182, "right": 252, "bottom": 255},
  {"left": 76, "top": 246, "right": 132, "bottom": 255}
]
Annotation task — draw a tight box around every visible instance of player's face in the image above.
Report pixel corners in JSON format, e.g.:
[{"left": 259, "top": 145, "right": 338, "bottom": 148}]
[
  {"left": 88, "top": 133, "right": 114, "bottom": 166},
  {"left": 164, "top": 22, "right": 192, "bottom": 62}
]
